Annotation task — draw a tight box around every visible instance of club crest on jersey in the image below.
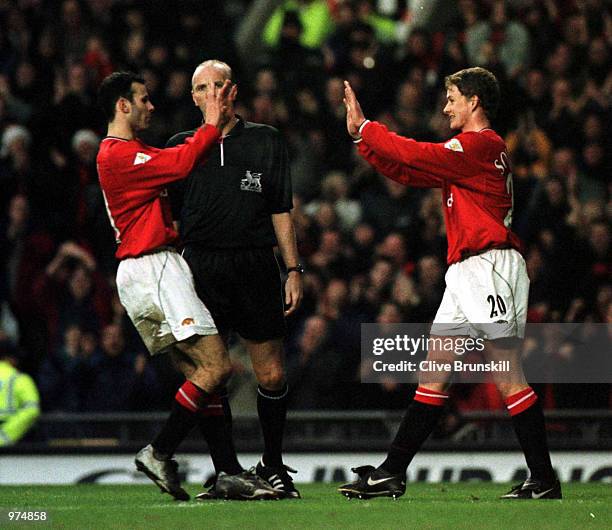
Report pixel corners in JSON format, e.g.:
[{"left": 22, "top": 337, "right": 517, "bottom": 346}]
[
  {"left": 133, "top": 152, "right": 152, "bottom": 165},
  {"left": 444, "top": 138, "right": 464, "bottom": 152},
  {"left": 241, "top": 170, "right": 263, "bottom": 193}
]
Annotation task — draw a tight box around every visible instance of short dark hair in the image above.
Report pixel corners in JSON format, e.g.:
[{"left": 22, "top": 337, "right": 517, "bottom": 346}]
[
  {"left": 97, "top": 71, "right": 145, "bottom": 122},
  {"left": 445, "top": 67, "right": 500, "bottom": 120}
]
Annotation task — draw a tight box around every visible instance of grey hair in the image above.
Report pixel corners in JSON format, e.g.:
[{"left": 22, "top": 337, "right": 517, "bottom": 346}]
[{"left": 191, "top": 60, "right": 232, "bottom": 88}]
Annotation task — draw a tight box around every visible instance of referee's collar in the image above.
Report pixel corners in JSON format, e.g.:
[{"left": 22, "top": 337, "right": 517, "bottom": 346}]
[
  {"left": 203, "top": 114, "right": 244, "bottom": 138},
  {"left": 225, "top": 115, "right": 245, "bottom": 137}
]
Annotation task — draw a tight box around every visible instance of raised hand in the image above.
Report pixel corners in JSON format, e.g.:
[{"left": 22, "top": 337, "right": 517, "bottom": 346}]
[
  {"left": 343, "top": 80, "right": 366, "bottom": 139},
  {"left": 204, "top": 79, "right": 233, "bottom": 130}
]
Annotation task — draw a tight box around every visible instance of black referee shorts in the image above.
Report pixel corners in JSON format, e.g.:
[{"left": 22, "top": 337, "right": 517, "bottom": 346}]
[{"left": 183, "top": 246, "right": 286, "bottom": 341}]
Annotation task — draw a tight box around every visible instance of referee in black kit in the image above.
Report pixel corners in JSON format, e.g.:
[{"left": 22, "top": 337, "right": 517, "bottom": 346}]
[{"left": 167, "top": 60, "right": 303, "bottom": 499}]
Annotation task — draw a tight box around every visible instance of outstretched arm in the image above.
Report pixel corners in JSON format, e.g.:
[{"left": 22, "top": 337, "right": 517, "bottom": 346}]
[
  {"left": 343, "top": 81, "right": 475, "bottom": 184},
  {"left": 101, "top": 80, "right": 234, "bottom": 193},
  {"left": 358, "top": 142, "right": 443, "bottom": 188},
  {"left": 344, "top": 81, "right": 442, "bottom": 188}
]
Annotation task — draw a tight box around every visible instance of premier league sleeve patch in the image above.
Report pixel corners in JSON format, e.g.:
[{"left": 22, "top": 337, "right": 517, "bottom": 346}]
[
  {"left": 133, "top": 152, "right": 152, "bottom": 165},
  {"left": 444, "top": 138, "right": 464, "bottom": 152}
]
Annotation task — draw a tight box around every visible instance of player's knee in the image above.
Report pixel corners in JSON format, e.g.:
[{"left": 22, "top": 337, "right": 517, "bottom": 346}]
[
  {"left": 188, "top": 353, "right": 232, "bottom": 392},
  {"left": 193, "top": 366, "right": 232, "bottom": 393},
  {"left": 496, "top": 382, "right": 527, "bottom": 399},
  {"left": 206, "top": 363, "right": 232, "bottom": 392},
  {"left": 256, "top": 365, "right": 285, "bottom": 390}
]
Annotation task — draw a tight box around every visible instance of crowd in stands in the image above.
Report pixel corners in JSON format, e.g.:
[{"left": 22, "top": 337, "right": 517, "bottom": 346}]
[{"left": 0, "top": 1, "right": 609, "bottom": 422}]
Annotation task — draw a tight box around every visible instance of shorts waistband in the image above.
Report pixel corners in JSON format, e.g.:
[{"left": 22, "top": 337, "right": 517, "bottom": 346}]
[
  {"left": 124, "top": 246, "right": 177, "bottom": 260},
  {"left": 184, "top": 245, "right": 272, "bottom": 254},
  {"left": 459, "top": 245, "right": 513, "bottom": 262}
]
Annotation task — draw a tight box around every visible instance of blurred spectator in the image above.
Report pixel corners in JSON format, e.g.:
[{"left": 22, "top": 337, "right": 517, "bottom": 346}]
[
  {"left": 0, "top": 194, "right": 54, "bottom": 372},
  {"left": 343, "top": 20, "right": 394, "bottom": 115},
  {"left": 355, "top": 0, "right": 397, "bottom": 45},
  {"left": 308, "top": 228, "right": 351, "bottom": 279},
  {"left": 305, "top": 171, "right": 362, "bottom": 234},
  {"left": 349, "top": 222, "right": 376, "bottom": 273},
  {"left": 318, "top": 277, "right": 349, "bottom": 321},
  {"left": 0, "top": 339, "right": 40, "bottom": 446},
  {"left": 579, "top": 142, "right": 607, "bottom": 202},
  {"left": 79, "top": 324, "right": 160, "bottom": 411},
  {"left": 391, "top": 272, "right": 421, "bottom": 321},
  {"left": 287, "top": 315, "right": 343, "bottom": 409},
  {"left": 0, "top": 72, "right": 31, "bottom": 124},
  {"left": 322, "top": 77, "right": 355, "bottom": 172},
  {"left": 68, "top": 130, "right": 114, "bottom": 270},
  {"left": 394, "top": 27, "right": 437, "bottom": 87},
  {"left": 521, "top": 68, "right": 551, "bottom": 129},
  {"left": 414, "top": 255, "right": 445, "bottom": 321},
  {"left": 546, "top": 77, "right": 581, "bottom": 148},
  {"left": 0, "top": 125, "right": 32, "bottom": 209},
  {"left": 377, "top": 232, "right": 408, "bottom": 270},
  {"left": 37, "top": 324, "right": 89, "bottom": 412},
  {"left": 50, "top": 63, "right": 101, "bottom": 155},
  {"left": 57, "top": 0, "right": 91, "bottom": 62},
  {"left": 465, "top": 0, "right": 529, "bottom": 79},
  {"left": 393, "top": 79, "right": 434, "bottom": 139},
  {"left": 354, "top": 302, "right": 414, "bottom": 409},
  {"left": 361, "top": 174, "right": 420, "bottom": 235},
  {"left": 32, "top": 242, "right": 112, "bottom": 352},
  {"left": 348, "top": 256, "right": 396, "bottom": 318},
  {"left": 41, "top": 320, "right": 160, "bottom": 415},
  {"left": 82, "top": 35, "right": 114, "bottom": 86},
  {"left": 506, "top": 113, "right": 552, "bottom": 181},
  {"left": 265, "top": 8, "right": 326, "bottom": 97},
  {"left": 324, "top": 1, "right": 358, "bottom": 72},
  {"left": 521, "top": 2, "right": 557, "bottom": 69},
  {"left": 579, "top": 221, "right": 611, "bottom": 303},
  {"left": 263, "top": 1, "right": 334, "bottom": 50}
]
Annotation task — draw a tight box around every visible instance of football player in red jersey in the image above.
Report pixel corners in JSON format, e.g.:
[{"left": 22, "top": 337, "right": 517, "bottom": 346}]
[
  {"left": 338, "top": 67, "right": 560, "bottom": 500},
  {"left": 97, "top": 72, "right": 278, "bottom": 501}
]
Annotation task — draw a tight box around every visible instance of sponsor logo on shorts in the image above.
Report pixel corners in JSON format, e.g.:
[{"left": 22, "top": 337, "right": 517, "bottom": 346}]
[{"left": 181, "top": 318, "right": 195, "bottom": 326}]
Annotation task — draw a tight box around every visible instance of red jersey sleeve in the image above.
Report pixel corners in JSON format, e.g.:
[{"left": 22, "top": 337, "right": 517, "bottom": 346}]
[
  {"left": 361, "top": 121, "right": 480, "bottom": 183},
  {"left": 101, "top": 124, "right": 220, "bottom": 194},
  {"left": 97, "top": 124, "right": 221, "bottom": 258},
  {"left": 357, "top": 140, "right": 442, "bottom": 188}
]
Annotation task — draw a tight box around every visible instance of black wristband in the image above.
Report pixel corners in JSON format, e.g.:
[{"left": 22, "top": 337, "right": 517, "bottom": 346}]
[{"left": 286, "top": 264, "right": 305, "bottom": 274}]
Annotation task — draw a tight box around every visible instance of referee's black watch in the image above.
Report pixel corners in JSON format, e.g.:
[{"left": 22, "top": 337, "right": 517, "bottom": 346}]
[{"left": 286, "top": 264, "right": 305, "bottom": 274}]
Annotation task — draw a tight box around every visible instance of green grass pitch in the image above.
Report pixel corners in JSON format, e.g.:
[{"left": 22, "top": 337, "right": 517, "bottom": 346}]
[{"left": 0, "top": 483, "right": 609, "bottom": 529}]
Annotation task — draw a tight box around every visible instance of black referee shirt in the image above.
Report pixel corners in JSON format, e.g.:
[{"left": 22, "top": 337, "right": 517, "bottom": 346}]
[{"left": 167, "top": 117, "right": 292, "bottom": 249}]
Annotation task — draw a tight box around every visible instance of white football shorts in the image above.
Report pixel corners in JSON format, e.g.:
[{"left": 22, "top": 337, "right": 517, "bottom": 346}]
[
  {"left": 431, "top": 248, "right": 529, "bottom": 340},
  {"left": 116, "top": 249, "right": 217, "bottom": 355}
]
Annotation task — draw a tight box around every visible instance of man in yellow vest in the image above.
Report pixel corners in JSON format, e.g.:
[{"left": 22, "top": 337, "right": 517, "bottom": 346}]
[{"left": 0, "top": 341, "right": 40, "bottom": 446}]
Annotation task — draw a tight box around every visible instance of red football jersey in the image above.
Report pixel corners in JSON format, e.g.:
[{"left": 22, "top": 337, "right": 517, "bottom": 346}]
[
  {"left": 97, "top": 124, "right": 220, "bottom": 259},
  {"left": 358, "top": 121, "right": 522, "bottom": 265}
]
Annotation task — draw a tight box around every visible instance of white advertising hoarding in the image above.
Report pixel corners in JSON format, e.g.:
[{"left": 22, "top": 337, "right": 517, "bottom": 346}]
[{"left": 0, "top": 452, "right": 610, "bottom": 485}]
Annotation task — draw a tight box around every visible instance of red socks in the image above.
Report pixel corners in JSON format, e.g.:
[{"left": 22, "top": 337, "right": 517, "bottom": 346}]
[
  {"left": 413, "top": 385, "right": 449, "bottom": 406},
  {"left": 505, "top": 387, "right": 538, "bottom": 416}
]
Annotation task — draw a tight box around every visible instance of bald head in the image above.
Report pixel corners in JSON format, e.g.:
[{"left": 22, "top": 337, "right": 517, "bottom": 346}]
[{"left": 191, "top": 59, "right": 232, "bottom": 89}]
